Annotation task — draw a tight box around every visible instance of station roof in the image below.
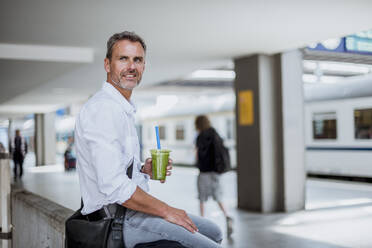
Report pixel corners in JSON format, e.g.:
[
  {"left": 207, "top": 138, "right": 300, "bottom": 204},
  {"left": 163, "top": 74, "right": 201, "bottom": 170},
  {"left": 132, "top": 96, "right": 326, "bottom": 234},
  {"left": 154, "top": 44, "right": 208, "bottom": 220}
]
[{"left": 1, "top": 0, "right": 372, "bottom": 117}]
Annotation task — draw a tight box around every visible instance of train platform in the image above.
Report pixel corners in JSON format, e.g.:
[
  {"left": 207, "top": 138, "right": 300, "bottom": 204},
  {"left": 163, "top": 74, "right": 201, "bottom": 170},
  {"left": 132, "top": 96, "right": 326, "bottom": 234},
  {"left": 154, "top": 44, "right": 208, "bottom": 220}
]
[{"left": 13, "top": 159, "right": 372, "bottom": 248}]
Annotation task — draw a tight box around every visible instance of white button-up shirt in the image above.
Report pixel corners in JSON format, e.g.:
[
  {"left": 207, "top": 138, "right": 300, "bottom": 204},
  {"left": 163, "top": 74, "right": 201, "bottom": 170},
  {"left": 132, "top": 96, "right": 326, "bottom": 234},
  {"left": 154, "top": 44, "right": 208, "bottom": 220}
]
[{"left": 75, "top": 82, "right": 149, "bottom": 215}]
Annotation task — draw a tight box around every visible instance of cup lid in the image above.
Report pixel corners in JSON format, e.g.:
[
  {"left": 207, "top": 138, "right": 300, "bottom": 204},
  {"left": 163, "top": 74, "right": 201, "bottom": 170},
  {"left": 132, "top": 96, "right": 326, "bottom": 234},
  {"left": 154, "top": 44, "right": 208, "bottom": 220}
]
[{"left": 150, "top": 149, "right": 171, "bottom": 153}]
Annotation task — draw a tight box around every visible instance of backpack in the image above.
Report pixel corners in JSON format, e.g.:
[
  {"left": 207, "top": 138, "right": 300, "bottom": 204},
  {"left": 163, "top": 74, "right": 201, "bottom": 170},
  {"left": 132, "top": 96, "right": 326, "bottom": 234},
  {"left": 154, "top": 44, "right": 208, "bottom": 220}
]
[{"left": 213, "top": 131, "right": 231, "bottom": 174}]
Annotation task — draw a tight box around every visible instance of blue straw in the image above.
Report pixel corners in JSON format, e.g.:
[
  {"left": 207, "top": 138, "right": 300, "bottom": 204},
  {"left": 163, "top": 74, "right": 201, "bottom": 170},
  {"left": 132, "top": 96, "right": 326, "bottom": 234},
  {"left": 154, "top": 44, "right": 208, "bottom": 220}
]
[{"left": 155, "top": 126, "right": 161, "bottom": 150}]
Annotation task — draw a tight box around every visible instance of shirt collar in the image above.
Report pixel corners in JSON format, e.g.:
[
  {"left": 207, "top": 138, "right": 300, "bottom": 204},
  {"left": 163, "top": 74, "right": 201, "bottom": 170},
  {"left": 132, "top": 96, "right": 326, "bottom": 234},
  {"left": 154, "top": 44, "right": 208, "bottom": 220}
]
[{"left": 102, "top": 82, "right": 136, "bottom": 114}]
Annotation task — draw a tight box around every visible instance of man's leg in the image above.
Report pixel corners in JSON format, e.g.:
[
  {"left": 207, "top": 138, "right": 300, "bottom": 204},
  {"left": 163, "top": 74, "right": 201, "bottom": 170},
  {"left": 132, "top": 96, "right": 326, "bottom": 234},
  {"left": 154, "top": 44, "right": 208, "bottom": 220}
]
[
  {"left": 19, "top": 157, "right": 24, "bottom": 178},
  {"left": 13, "top": 159, "right": 18, "bottom": 179},
  {"left": 216, "top": 201, "right": 227, "bottom": 217},
  {"left": 217, "top": 201, "right": 233, "bottom": 237},
  {"left": 189, "top": 213, "right": 223, "bottom": 244},
  {"left": 123, "top": 210, "right": 222, "bottom": 248},
  {"left": 199, "top": 201, "right": 205, "bottom": 217}
]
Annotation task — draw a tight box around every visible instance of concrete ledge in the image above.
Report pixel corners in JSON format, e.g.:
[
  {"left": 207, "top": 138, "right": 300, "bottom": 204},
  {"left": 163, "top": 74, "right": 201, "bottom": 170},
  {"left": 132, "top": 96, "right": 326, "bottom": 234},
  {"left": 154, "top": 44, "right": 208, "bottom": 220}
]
[{"left": 11, "top": 187, "right": 74, "bottom": 248}]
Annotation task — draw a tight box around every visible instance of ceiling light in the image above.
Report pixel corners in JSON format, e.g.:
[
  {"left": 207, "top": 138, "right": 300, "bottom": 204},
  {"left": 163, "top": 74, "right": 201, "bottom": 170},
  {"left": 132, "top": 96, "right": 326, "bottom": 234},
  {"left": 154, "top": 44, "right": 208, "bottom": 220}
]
[
  {"left": 187, "top": 70, "right": 236, "bottom": 80},
  {"left": 319, "top": 62, "right": 371, "bottom": 74},
  {"left": 302, "top": 74, "right": 345, "bottom": 84}
]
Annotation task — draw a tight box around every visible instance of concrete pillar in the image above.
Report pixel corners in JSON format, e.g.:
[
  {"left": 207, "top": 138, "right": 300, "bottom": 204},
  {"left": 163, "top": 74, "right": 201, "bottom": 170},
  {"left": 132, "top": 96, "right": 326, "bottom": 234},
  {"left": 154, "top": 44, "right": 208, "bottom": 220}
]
[
  {"left": 34, "top": 113, "right": 56, "bottom": 166},
  {"left": 234, "top": 50, "right": 305, "bottom": 212}
]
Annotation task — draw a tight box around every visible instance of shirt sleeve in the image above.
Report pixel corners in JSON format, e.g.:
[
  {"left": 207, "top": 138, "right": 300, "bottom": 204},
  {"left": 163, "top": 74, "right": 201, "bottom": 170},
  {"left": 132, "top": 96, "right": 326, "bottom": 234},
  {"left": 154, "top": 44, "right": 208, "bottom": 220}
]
[
  {"left": 81, "top": 101, "right": 138, "bottom": 205},
  {"left": 131, "top": 161, "right": 150, "bottom": 192}
]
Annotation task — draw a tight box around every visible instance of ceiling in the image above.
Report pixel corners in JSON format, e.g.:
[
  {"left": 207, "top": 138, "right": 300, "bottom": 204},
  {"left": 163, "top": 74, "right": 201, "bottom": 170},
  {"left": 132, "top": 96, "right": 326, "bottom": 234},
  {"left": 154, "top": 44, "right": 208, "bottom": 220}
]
[{"left": 1, "top": 0, "right": 372, "bottom": 118}]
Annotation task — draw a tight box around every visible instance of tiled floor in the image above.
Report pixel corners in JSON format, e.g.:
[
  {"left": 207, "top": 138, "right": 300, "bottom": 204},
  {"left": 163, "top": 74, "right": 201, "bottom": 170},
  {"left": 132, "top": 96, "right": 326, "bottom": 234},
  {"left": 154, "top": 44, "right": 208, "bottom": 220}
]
[{"left": 13, "top": 157, "right": 372, "bottom": 248}]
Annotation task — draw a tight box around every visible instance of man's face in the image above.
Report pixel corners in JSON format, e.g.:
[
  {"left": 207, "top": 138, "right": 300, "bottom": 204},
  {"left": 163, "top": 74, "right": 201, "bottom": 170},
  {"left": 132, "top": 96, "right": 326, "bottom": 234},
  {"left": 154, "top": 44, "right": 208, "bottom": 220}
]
[{"left": 104, "top": 40, "right": 145, "bottom": 90}]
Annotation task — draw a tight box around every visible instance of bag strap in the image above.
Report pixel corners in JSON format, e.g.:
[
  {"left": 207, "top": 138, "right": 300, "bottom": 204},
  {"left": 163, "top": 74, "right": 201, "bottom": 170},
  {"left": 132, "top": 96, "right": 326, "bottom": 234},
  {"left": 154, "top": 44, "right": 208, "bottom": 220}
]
[{"left": 126, "top": 162, "right": 133, "bottom": 179}]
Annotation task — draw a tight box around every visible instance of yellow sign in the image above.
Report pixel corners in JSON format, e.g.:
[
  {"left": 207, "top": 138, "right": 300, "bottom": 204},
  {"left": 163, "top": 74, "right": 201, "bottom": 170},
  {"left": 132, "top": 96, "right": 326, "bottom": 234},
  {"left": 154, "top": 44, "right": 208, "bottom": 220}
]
[{"left": 238, "top": 90, "right": 254, "bottom": 126}]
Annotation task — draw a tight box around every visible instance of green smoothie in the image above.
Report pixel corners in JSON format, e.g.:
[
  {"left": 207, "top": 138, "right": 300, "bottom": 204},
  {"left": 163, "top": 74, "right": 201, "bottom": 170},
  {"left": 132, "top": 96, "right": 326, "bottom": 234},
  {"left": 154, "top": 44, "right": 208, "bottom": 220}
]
[{"left": 150, "top": 149, "right": 171, "bottom": 180}]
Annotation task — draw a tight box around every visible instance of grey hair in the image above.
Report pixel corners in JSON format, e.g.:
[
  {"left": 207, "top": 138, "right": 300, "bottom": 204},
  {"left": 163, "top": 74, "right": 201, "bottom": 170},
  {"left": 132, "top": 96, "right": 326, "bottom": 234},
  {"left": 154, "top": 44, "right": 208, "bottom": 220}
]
[{"left": 106, "top": 31, "right": 146, "bottom": 59}]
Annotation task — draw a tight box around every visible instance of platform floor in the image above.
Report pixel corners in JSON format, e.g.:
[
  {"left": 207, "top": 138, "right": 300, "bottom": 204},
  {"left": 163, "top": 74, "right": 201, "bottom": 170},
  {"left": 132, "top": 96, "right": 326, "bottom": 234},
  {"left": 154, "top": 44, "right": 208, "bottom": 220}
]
[{"left": 13, "top": 159, "right": 372, "bottom": 248}]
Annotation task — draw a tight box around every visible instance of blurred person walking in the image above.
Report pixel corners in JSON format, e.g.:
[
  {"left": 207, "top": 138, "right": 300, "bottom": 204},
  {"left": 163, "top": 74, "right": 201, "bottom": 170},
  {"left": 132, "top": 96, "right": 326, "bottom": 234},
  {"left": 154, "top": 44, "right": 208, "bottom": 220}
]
[
  {"left": 11, "top": 129, "right": 27, "bottom": 180},
  {"left": 195, "top": 115, "right": 233, "bottom": 237}
]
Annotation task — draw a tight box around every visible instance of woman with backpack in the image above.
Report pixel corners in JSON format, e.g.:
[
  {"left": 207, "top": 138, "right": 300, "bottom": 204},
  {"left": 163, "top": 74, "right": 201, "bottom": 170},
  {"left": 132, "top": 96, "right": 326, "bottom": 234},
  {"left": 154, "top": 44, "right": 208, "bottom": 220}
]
[{"left": 195, "top": 115, "right": 234, "bottom": 237}]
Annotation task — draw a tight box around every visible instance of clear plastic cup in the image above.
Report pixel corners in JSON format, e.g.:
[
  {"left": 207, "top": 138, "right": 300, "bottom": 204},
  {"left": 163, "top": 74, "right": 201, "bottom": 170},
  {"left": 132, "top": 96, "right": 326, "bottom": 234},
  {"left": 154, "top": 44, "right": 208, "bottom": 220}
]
[{"left": 150, "top": 149, "right": 171, "bottom": 180}]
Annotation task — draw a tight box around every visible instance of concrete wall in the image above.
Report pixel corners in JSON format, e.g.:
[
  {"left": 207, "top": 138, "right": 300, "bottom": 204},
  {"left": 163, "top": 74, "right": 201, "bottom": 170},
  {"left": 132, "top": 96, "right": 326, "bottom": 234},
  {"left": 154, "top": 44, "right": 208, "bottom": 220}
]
[{"left": 11, "top": 188, "right": 73, "bottom": 248}]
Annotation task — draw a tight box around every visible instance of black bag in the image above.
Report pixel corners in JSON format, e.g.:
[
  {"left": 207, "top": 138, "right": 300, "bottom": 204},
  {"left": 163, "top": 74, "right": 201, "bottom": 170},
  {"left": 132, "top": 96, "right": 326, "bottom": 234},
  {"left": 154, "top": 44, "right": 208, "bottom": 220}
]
[
  {"left": 65, "top": 202, "right": 126, "bottom": 248},
  {"left": 213, "top": 131, "right": 231, "bottom": 174}
]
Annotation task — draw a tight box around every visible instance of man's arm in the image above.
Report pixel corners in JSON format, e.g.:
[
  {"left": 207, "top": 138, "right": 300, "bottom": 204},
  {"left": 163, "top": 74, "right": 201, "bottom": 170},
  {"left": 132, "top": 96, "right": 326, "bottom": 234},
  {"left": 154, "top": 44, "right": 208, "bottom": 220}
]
[
  {"left": 123, "top": 187, "right": 198, "bottom": 233},
  {"left": 80, "top": 102, "right": 197, "bottom": 232}
]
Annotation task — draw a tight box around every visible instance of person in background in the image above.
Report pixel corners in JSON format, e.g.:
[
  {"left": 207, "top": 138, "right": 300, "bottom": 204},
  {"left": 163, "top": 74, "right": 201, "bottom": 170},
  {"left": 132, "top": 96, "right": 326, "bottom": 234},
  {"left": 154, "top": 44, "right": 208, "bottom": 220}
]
[
  {"left": 11, "top": 129, "right": 27, "bottom": 180},
  {"left": 64, "top": 136, "right": 76, "bottom": 170},
  {"left": 195, "top": 115, "right": 233, "bottom": 237}
]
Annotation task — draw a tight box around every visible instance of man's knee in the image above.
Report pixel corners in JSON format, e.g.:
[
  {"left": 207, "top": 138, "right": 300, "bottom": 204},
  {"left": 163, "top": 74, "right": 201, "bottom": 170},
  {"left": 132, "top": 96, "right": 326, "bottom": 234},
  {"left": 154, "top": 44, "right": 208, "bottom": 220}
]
[
  {"left": 212, "top": 223, "right": 223, "bottom": 243},
  {"left": 203, "top": 218, "right": 223, "bottom": 243}
]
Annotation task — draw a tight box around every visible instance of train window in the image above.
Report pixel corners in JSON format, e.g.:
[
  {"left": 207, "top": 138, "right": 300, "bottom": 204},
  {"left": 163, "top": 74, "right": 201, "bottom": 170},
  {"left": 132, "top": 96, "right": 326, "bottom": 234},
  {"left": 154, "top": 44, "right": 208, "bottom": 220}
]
[
  {"left": 354, "top": 108, "right": 372, "bottom": 139},
  {"left": 176, "top": 125, "right": 185, "bottom": 140},
  {"left": 312, "top": 112, "right": 337, "bottom": 139},
  {"left": 159, "top": 125, "right": 166, "bottom": 140}
]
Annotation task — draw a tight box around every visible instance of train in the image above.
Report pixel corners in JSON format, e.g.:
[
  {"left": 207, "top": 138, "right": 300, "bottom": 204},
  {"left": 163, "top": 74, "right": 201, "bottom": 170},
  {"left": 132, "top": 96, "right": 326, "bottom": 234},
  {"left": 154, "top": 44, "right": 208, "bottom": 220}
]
[{"left": 304, "top": 74, "right": 372, "bottom": 179}]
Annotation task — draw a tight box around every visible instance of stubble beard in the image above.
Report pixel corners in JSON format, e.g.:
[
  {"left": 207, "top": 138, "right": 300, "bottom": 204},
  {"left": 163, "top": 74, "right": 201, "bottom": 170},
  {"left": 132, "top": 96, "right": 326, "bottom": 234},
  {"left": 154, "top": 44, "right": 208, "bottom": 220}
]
[{"left": 111, "top": 71, "right": 141, "bottom": 91}]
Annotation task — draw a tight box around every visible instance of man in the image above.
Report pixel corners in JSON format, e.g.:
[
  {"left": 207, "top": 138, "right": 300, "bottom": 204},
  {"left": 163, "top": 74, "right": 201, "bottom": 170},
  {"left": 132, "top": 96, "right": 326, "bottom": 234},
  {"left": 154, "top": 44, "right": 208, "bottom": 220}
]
[
  {"left": 12, "top": 129, "right": 27, "bottom": 180},
  {"left": 75, "top": 31, "right": 222, "bottom": 248}
]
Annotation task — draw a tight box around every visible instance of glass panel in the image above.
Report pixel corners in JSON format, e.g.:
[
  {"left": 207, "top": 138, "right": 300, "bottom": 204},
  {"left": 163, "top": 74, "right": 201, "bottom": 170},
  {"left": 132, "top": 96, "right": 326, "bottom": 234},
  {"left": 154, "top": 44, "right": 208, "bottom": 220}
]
[
  {"left": 176, "top": 124, "right": 185, "bottom": 140},
  {"left": 355, "top": 108, "right": 372, "bottom": 139},
  {"left": 312, "top": 112, "right": 337, "bottom": 139}
]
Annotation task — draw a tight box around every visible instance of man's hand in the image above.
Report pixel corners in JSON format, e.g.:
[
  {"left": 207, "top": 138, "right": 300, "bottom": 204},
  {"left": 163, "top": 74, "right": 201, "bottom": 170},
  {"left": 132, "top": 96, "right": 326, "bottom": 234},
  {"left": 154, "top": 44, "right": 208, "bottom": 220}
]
[
  {"left": 163, "top": 206, "right": 198, "bottom": 233},
  {"left": 123, "top": 187, "right": 198, "bottom": 234},
  {"left": 142, "top": 158, "right": 173, "bottom": 183}
]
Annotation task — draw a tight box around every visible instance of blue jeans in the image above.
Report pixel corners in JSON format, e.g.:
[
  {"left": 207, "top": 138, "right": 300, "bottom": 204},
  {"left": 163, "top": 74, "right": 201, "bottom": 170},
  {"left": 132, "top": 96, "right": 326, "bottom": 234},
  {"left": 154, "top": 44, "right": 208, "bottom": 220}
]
[{"left": 123, "top": 209, "right": 223, "bottom": 248}]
